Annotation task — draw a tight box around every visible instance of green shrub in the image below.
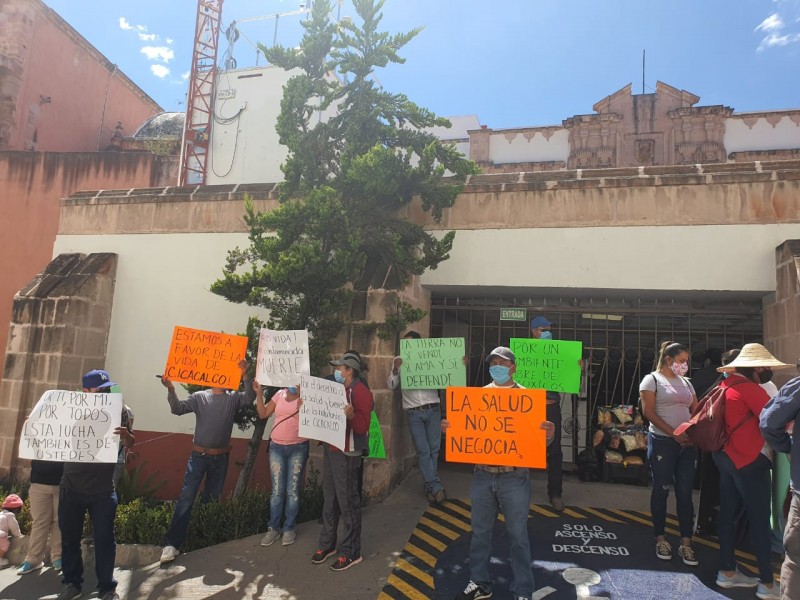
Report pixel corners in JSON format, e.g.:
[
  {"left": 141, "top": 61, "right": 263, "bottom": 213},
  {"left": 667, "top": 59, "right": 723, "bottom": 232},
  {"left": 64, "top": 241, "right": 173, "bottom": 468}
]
[
  {"left": 115, "top": 499, "right": 173, "bottom": 545},
  {"left": 116, "top": 463, "right": 167, "bottom": 505}
]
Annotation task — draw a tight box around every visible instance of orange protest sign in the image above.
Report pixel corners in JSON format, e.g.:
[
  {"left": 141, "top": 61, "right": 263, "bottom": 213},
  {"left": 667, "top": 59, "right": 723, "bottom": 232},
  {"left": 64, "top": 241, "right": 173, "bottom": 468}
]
[
  {"left": 445, "top": 386, "right": 547, "bottom": 469},
  {"left": 164, "top": 326, "right": 248, "bottom": 390}
]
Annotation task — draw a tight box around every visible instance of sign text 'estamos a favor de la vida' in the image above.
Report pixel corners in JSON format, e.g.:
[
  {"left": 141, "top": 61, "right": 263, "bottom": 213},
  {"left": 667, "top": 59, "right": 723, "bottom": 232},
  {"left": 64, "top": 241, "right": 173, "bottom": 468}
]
[
  {"left": 445, "top": 386, "right": 546, "bottom": 469},
  {"left": 164, "top": 326, "right": 248, "bottom": 389}
]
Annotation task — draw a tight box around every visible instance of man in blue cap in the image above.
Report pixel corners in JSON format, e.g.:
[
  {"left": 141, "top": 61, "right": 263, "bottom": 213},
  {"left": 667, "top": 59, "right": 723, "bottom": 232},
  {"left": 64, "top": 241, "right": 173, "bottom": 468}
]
[
  {"left": 57, "top": 369, "right": 135, "bottom": 600},
  {"left": 530, "top": 316, "right": 565, "bottom": 512}
]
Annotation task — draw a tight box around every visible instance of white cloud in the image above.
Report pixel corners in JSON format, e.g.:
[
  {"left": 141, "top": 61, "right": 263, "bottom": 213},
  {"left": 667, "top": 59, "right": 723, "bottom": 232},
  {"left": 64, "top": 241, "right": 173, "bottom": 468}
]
[
  {"left": 758, "top": 31, "right": 800, "bottom": 50},
  {"left": 756, "top": 13, "right": 784, "bottom": 32},
  {"left": 138, "top": 32, "right": 157, "bottom": 41},
  {"left": 119, "top": 17, "right": 133, "bottom": 31},
  {"left": 141, "top": 46, "right": 175, "bottom": 62},
  {"left": 181, "top": 71, "right": 191, "bottom": 80},
  {"left": 151, "top": 65, "right": 171, "bottom": 79},
  {"left": 166, "top": 38, "right": 174, "bottom": 45}
]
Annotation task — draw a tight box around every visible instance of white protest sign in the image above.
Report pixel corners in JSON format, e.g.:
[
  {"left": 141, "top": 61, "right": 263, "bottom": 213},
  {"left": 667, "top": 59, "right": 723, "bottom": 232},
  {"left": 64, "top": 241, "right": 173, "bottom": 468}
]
[
  {"left": 256, "top": 328, "right": 311, "bottom": 387},
  {"left": 19, "top": 390, "right": 122, "bottom": 463},
  {"left": 297, "top": 375, "right": 346, "bottom": 451}
]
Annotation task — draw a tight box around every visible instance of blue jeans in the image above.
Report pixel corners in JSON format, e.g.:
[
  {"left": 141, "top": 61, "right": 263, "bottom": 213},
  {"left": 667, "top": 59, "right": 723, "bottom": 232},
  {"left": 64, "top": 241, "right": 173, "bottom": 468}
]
[
  {"left": 713, "top": 451, "right": 774, "bottom": 583},
  {"left": 469, "top": 468, "right": 534, "bottom": 597},
  {"left": 407, "top": 405, "right": 444, "bottom": 495},
  {"left": 164, "top": 451, "right": 230, "bottom": 549},
  {"left": 59, "top": 488, "right": 118, "bottom": 595},
  {"left": 268, "top": 441, "right": 309, "bottom": 531},
  {"left": 647, "top": 432, "right": 697, "bottom": 539}
]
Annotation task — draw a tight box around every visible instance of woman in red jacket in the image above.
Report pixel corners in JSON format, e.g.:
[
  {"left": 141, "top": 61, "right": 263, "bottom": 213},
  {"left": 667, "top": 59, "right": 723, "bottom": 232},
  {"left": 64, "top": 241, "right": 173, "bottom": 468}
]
[{"left": 712, "top": 343, "right": 790, "bottom": 600}]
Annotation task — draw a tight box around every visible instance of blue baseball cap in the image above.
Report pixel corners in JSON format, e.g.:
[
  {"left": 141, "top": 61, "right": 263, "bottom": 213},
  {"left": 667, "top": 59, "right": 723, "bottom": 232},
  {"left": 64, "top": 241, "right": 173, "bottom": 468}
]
[
  {"left": 82, "top": 369, "right": 116, "bottom": 390},
  {"left": 530, "top": 316, "right": 553, "bottom": 329}
]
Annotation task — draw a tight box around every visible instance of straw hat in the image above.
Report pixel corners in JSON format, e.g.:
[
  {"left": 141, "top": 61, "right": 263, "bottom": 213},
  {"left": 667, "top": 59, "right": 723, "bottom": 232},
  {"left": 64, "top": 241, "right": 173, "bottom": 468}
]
[{"left": 716, "top": 343, "right": 792, "bottom": 372}]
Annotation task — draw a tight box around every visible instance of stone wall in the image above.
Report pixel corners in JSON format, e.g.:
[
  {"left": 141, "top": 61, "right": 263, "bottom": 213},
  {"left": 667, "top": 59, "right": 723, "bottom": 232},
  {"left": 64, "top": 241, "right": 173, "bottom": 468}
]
[
  {"left": 764, "top": 240, "right": 800, "bottom": 387},
  {"left": 0, "top": 253, "right": 117, "bottom": 480}
]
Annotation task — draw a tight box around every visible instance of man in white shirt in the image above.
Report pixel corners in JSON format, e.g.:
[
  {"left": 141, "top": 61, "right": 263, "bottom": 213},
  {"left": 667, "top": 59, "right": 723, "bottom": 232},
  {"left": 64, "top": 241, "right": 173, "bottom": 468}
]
[{"left": 387, "top": 331, "right": 447, "bottom": 503}]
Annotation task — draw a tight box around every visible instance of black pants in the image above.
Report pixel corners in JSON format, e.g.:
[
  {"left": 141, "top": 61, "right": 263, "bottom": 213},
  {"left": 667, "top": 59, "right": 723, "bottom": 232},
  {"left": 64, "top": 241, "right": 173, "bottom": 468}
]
[
  {"left": 546, "top": 402, "right": 563, "bottom": 499},
  {"left": 318, "top": 446, "right": 363, "bottom": 559}
]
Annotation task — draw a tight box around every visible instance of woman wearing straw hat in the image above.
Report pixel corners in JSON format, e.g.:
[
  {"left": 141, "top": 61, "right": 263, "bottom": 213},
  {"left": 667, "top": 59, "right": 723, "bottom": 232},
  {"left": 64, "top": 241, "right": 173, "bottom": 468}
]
[{"left": 713, "top": 343, "right": 791, "bottom": 599}]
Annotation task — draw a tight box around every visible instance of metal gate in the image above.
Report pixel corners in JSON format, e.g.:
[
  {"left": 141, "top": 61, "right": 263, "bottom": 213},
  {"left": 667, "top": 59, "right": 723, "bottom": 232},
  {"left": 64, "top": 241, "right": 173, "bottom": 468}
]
[{"left": 429, "top": 293, "right": 764, "bottom": 463}]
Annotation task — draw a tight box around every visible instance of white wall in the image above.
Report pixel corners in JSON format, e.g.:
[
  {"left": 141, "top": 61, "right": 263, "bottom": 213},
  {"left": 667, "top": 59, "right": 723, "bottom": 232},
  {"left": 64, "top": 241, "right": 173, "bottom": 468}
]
[
  {"left": 421, "top": 224, "right": 800, "bottom": 292},
  {"left": 488, "top": 128, "right": 569, "bottom": 164},
  {"left": 724, "top": 115, "right": 800, "bottom": 153},
  {"left": 53, "top": 233, "right": 264, "bottom": 437},
  {"left": 207, "top": 66, "right": 293, "bottom": 185}
]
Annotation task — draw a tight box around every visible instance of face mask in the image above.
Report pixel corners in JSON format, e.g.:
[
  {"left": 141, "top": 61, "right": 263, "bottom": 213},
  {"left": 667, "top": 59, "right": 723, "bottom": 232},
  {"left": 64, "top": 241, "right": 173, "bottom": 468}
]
[
  {"left": 489, "top": 365, "right": 511, "bottom": 385},
  {"left": 722, "top": 372, "right": 729, "bottom": 379},
  {"left": 288, "top": 386, "right": 298, "bottom": 395},
  {"left": 540, "top": 331, "right": 553, "bottom": 340},
  {"left": 758, "top": 369, "right": 774, "bottom": 384},
  {"left": 333, "top": 370, "right": 345, "bottom": 384},
  {"left": 670, "top": 361, "right": 689, "bottom": 376}
]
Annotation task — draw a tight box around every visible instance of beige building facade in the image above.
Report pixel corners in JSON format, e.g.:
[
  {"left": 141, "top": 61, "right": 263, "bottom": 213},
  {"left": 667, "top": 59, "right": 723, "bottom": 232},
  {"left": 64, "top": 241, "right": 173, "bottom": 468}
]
[{"left": 2, "top": 158, "right": 798, "bottom": 497}]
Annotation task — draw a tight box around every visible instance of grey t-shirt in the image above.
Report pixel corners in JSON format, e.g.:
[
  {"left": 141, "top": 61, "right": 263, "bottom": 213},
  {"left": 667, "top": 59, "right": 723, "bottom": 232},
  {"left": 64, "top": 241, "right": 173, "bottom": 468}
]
[
  {"left": 168, "top": 379, "right": 255, "bottom": 449},
  {"left": 639, "top": 372, "right": 696, "bottom": 437}
]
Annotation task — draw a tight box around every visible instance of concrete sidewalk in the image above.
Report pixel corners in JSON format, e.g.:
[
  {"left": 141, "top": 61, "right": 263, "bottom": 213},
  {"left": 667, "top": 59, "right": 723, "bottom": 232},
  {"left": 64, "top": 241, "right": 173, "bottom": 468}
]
[{"left": 0, "top": 466, "right": 653, "bottom": 599}]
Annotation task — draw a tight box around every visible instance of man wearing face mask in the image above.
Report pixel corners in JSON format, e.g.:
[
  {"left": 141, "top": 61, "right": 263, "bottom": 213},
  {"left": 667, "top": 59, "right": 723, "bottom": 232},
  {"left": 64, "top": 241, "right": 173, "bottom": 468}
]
[
  {"left": 445, "top": 346, "right": 555, "bottom": 600},
  {"left": 530, "top": 316, "right": 566, "bottom": 512},
  {"left": 311, "top": 352, "right": 373, "bottom": 572}
]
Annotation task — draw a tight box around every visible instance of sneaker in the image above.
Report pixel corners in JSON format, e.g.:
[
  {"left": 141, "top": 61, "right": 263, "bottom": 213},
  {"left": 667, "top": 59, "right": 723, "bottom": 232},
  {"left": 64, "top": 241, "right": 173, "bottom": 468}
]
[
  {"left": 260, "top": 528, "right": 280, "bottom": 547},
  {"left": 716, "top": 570, "right": 759, "bottom": 588},
  {"left": 330, "top": 555, "right": 363, "bottom": 571},
  {"left": 99, "top": 592, "right": 120, "bottom": 600},
  {"left": 0, "top": 558, "right": 8, "bottom": 569},
  {"left": 457, "top": 580, "right": 493, "bottom": 600},
  {"left": 17, "top": 560, "right": 44, "bottom": 575},
  {"left": 56, "top": 583, "right": 83, "bottom": 600},
  {"left": 677, "top": 544, "right": 698, "bottom": 566},
  {"left": 160, "top": 545, "right": 180, "bottom": 565},
  {"left": 550, "top": 496, "right": 565, "bottom": 512},
  {"left": 281, "top": 530, "right": 296, "bottom": 546},
  {"left": 434, "top": 489, "right": 447, "bottom": 504},
  {"left": 52, "top": 558, "right": 63, "bottom": 571},
  {"left": 426, "top": 491, "right": 436, "bottom": 503},
  {"left": 655, "top": 539, "right": 672, "bottom": 561},
  {"left": 756, "top": 582, "right": 781, "bottom": 599},
  {"left": 311, "top": 548, "right": 336, "bottom": 564}
]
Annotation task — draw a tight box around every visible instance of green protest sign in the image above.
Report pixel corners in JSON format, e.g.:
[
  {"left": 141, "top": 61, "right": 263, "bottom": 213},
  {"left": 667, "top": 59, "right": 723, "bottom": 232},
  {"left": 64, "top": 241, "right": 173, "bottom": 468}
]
[
  {"left": 400, "top": 337, "right": 466, "bottom": 390},
  {"left": 510, "top": 338, "right": 583, "bottom": 394},
  {"left": 368, "top": 411, "right": 386, "bottom": 459}
]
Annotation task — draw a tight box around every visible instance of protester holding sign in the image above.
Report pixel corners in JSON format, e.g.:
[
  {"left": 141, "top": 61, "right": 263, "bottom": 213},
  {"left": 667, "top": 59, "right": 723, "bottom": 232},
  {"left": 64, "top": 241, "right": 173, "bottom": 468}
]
[
  {"left": 57, "top": 370, "right": 134, "bottom": 600},
  {"left": 388, "top": 331, "right": 450, "bottom": 504},
  {"left": 255, "top": 381, "right": 309, "bottom": 548},
  {"left": 639, "top": 341, "right": 699, "bottom": 568},
  {"left": 444, "top": 346, "right": 554, "bottom": 600},
  {"left": 530, "top": 315, "right": 567, "bottom": 512},
  {"left": 159, "top": 359, "right": 254, "bottom": 566},
  {"left": 311, "top": 352, "right": 373, "bottom": 572}
]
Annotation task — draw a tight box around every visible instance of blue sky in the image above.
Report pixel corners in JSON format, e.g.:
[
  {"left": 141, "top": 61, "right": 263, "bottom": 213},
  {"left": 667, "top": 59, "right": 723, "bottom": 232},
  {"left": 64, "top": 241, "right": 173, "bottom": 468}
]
[{"left": 44, "top": 0, "right": 800, "bottom": 129}]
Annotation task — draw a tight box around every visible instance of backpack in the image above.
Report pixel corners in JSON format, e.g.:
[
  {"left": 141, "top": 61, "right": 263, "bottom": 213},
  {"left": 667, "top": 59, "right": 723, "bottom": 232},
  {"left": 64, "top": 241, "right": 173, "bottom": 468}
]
[{"left": 674, "top": 380, "right": 747, "bottom": 453}]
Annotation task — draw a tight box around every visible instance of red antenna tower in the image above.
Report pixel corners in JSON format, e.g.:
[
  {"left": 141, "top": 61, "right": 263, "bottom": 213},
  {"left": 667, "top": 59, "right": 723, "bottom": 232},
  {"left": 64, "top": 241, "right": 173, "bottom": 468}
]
[{"left": 179, "top": 0, "right": 224, "bottom": 186}]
